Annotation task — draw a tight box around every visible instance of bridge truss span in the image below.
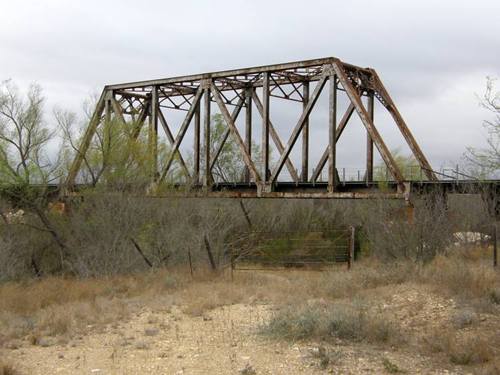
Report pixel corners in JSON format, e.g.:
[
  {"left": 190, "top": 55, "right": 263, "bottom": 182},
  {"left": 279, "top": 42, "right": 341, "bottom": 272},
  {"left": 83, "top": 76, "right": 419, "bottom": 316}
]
[{"left": 65, "top": 57, "right": 438, "bottom": 199}]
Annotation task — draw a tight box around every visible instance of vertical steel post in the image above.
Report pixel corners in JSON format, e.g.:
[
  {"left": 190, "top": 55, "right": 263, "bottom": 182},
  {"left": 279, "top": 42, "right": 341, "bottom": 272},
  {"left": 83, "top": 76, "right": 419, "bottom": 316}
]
[
  {"left": 245, "top": 88, "right": 252, "bottom": 183},
  {"left": 328, "top": 72, "right": 337, "bottom": 192},
  {"left": 203, "top": 85, "right": 211, "bottom": 187},
  {"left": 366, "top": 92, "right": 374, "bottom": 184},
  {"left": 104, "top": 94, "right": 112, "bottom": 161},
  {"left": 105, "top": 96, "right": 111, "bottom": 123},
  {"left": 150, "top": 86, "right": 159, "bottom": 182},
  {"left": 262, "top": 72, "right": 270, "bottom": 183},
  {"left": 194, "top": 102, "right": 201, "bottom": 185},
  {"left": 301, "top": 81, "right": 310, "bottom": 182}
]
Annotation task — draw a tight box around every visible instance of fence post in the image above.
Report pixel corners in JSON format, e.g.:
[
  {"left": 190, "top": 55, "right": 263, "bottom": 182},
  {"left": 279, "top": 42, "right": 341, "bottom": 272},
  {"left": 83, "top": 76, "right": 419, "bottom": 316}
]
[
  {"left": 188, "top": 249, "right": 194, "bottom": 278},
  {"left": 203, "top": 234, "right": 217, "bottom": 272},
  {"left": 230, "top": 247, "right": 235, "bottom": 281},
  {"left": 348, "top": 226, "right": 355, "bottom": 269},
  {"left": 494, "top": 223, "right": 498, "bottom": 268}
]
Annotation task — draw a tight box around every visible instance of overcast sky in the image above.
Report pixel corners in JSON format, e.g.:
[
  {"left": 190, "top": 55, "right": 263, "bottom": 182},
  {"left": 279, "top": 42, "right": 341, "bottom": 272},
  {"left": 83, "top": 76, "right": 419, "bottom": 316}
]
[{"left": 1, "top": 0, "right": 499, "bottom": 175}]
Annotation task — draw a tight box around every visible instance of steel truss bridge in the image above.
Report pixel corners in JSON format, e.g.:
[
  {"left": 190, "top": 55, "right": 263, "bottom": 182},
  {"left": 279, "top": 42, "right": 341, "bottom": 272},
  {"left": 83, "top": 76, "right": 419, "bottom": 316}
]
[{"left": 64, "top": 57, "right": 499, "bottom": 213}]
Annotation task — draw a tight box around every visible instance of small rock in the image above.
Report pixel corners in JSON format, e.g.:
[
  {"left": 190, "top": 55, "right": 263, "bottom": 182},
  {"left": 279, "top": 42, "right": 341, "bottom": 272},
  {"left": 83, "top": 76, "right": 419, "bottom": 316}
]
[
  {"left": 239, "top": 363, "right": 256, "bottom": 375},
  {"left": 37, "top": 338, "right": 52, "bottom": 347},
  {"left": 134, "top": 341, "right": 150, "bottom": 350},
  {"left": 144, "top": 328, "right": 159, "bottom": 336}
]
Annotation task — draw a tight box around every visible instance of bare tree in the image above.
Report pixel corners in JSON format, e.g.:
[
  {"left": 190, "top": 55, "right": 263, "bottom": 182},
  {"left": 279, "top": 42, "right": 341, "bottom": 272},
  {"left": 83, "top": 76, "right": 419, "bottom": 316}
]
[
  {"left": 0, "top": 80, "right": 68, "bottom": 270},
  {"left": 56, "top": 101, "right": 107, "bottom": 187},
  {"left": 465, "top": 77, "right": 500, "bottom": 177},
  {"left": 59, "top": 97, "right": 180, "bottom": 190},
  {"left": 198, "top": 113, "right": 262, "bottom": 183},
  {"left": 374, "top": 148, "right": 422, "bottom": 181},
  {"left": 0, "top": 80, "right": 58, "bottom": 184}
]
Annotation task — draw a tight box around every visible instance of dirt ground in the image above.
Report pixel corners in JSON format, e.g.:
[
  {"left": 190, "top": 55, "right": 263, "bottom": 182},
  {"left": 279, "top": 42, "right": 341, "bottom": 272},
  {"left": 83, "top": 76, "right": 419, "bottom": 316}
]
[{"left": 3, "top": 278, "right": 496, "bottom": 375}]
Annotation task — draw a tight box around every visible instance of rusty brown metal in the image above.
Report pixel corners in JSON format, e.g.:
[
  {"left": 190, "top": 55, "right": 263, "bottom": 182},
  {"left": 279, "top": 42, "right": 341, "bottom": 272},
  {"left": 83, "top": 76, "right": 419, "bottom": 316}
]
[
  {"left": 311, "top": 103, "right": 355, "bottom": 182},
  {"left": 152, "top": 190, "right": 406, "bottom": 199},
  {"left": 269, "top": 75, "right": 328, "bottom": 184},
  {"left": 211, "top": 83, "right": 261, "bottom": 183},
  {"left": 209, "top": 95, "right": 245, "bottom": 173},
  {"left": 366, "top": 92, "right": 374, "bottom": 183},
  {"left": 244, "top": 88, "right": 252, "bottom": 183},
  {"left": 110, "top": 96, "right": 126, "bottom": 124},
  {"left": 65, "top": 90, "right": 106, "bottom": 189},
  {"left": 331, "top": 59, "right": 405, "bottom": 189},
  {"left": 131, "top": 100, "right": 150, "bottom": 139},
  {"left": 159, "top": 86, "right": 204, "bottom": 183},
  {"left": 157, "top": 108, "right": 190, "bottom": 179},
  {"left": 65, "top": 57, "right": 437, "bottom": 200},
  {"left": 203, "top": 84, "right": 212, "bottom": 186},
  {"left": 193, "top": 103, "right": 201, "bottom": 184},
  {"left": 251, "top": 90, "right": 299, "bottom": 182},
  {"left": 262, "top": 72, "right": 270, "bottom": 183},
  {"left": 328, "top": 71, "right": 337, "bottom": 192},
  {"left": 370, "top": 70, "right": 437, "bottom": 181},
  {"left": 301, "top": 81, "right": 309, "bottom": 182},
  {"left": 149, "top": 86, "right": 159, "bottom": 181}
]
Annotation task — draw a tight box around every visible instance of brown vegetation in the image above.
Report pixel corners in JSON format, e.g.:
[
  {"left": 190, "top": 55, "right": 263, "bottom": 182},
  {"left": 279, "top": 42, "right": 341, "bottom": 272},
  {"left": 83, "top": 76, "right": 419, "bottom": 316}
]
[
  {"left": 0, "top": 169, "right": 498, "bottom": 373},
  {"left": 1, "top": 247, "right": 499, "bottom": 371},
  {"left": 0, "top": 360, "right": 21, "bottom": 375}
]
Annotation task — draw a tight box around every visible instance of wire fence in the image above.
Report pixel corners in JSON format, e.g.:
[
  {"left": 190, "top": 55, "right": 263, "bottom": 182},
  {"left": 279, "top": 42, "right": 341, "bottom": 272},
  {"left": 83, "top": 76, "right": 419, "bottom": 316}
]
[
  {"left": 309, "top": 165, "right": 480, "bottom": 183},
  {"left": 231, "top": 227, "right": 356, "bottom": 271}
]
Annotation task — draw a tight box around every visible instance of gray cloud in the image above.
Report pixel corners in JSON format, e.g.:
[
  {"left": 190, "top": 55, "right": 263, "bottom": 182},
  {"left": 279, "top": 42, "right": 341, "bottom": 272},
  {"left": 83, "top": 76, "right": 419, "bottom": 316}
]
[{"left": 1, "top": 0, "right": 499, "bottom": 171}]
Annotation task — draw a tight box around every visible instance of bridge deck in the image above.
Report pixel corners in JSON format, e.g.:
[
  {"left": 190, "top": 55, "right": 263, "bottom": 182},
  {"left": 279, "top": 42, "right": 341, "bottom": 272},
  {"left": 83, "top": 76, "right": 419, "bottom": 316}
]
[{"left": 53, "top": 179, "right": 499, "bottom": 200}]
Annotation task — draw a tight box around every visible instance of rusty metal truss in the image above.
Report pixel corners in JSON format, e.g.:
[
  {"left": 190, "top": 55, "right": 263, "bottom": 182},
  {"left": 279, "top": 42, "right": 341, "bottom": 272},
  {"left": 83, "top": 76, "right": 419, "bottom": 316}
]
[{"left": 65, "top": 57, "right": 438, "bottom": 199}]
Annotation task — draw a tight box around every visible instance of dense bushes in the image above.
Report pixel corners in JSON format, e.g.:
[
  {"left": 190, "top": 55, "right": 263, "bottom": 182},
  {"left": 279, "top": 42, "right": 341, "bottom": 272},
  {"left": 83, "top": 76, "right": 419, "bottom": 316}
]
[{"left": 0, "top": 191, "right": 494, "bottom": 281}]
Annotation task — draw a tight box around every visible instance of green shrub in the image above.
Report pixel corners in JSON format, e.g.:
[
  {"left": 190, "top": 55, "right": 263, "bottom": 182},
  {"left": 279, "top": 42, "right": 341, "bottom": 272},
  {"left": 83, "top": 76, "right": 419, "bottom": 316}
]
[{"left": 260, "top": 300, "right": 395, "bottom": 344}]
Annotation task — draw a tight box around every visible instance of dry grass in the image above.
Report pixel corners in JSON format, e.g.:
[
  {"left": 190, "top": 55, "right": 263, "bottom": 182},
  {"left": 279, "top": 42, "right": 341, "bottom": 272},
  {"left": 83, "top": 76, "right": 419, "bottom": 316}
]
[
  {"left": 180, "top": 280, "right": 246, "bottom": 316},
  {"left": 0, "top": 269, "right": 190, "bottom": 342},
  {"left": 422, "top": 255, "right": 499, "bottom": 299},
  {"left": 260, "top": 299, "right": 398, "bottom": 344},
  {"left": 476, "top": 359, "right": 500, "bottom": 375},
  {"left": 424, "top": 330, "right": 495, "bottom": 365},
  {"left": 0, "top": 360, "right": 21, "bottom": 375},
  {"left": 1, "top": 253, "right": 498, "bottom": 343},
  {"left": 382, "top": 357, "right": 406, "bottom": 373},
  {"left": 0, "top": 248, "right": 499, "bottom": 374}
]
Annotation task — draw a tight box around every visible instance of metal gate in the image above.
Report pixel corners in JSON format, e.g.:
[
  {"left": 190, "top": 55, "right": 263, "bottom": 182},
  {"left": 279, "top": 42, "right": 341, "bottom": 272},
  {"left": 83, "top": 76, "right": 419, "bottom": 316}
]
[{"left": 231, "top": 227, "right": 355, "bottom": 271}]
